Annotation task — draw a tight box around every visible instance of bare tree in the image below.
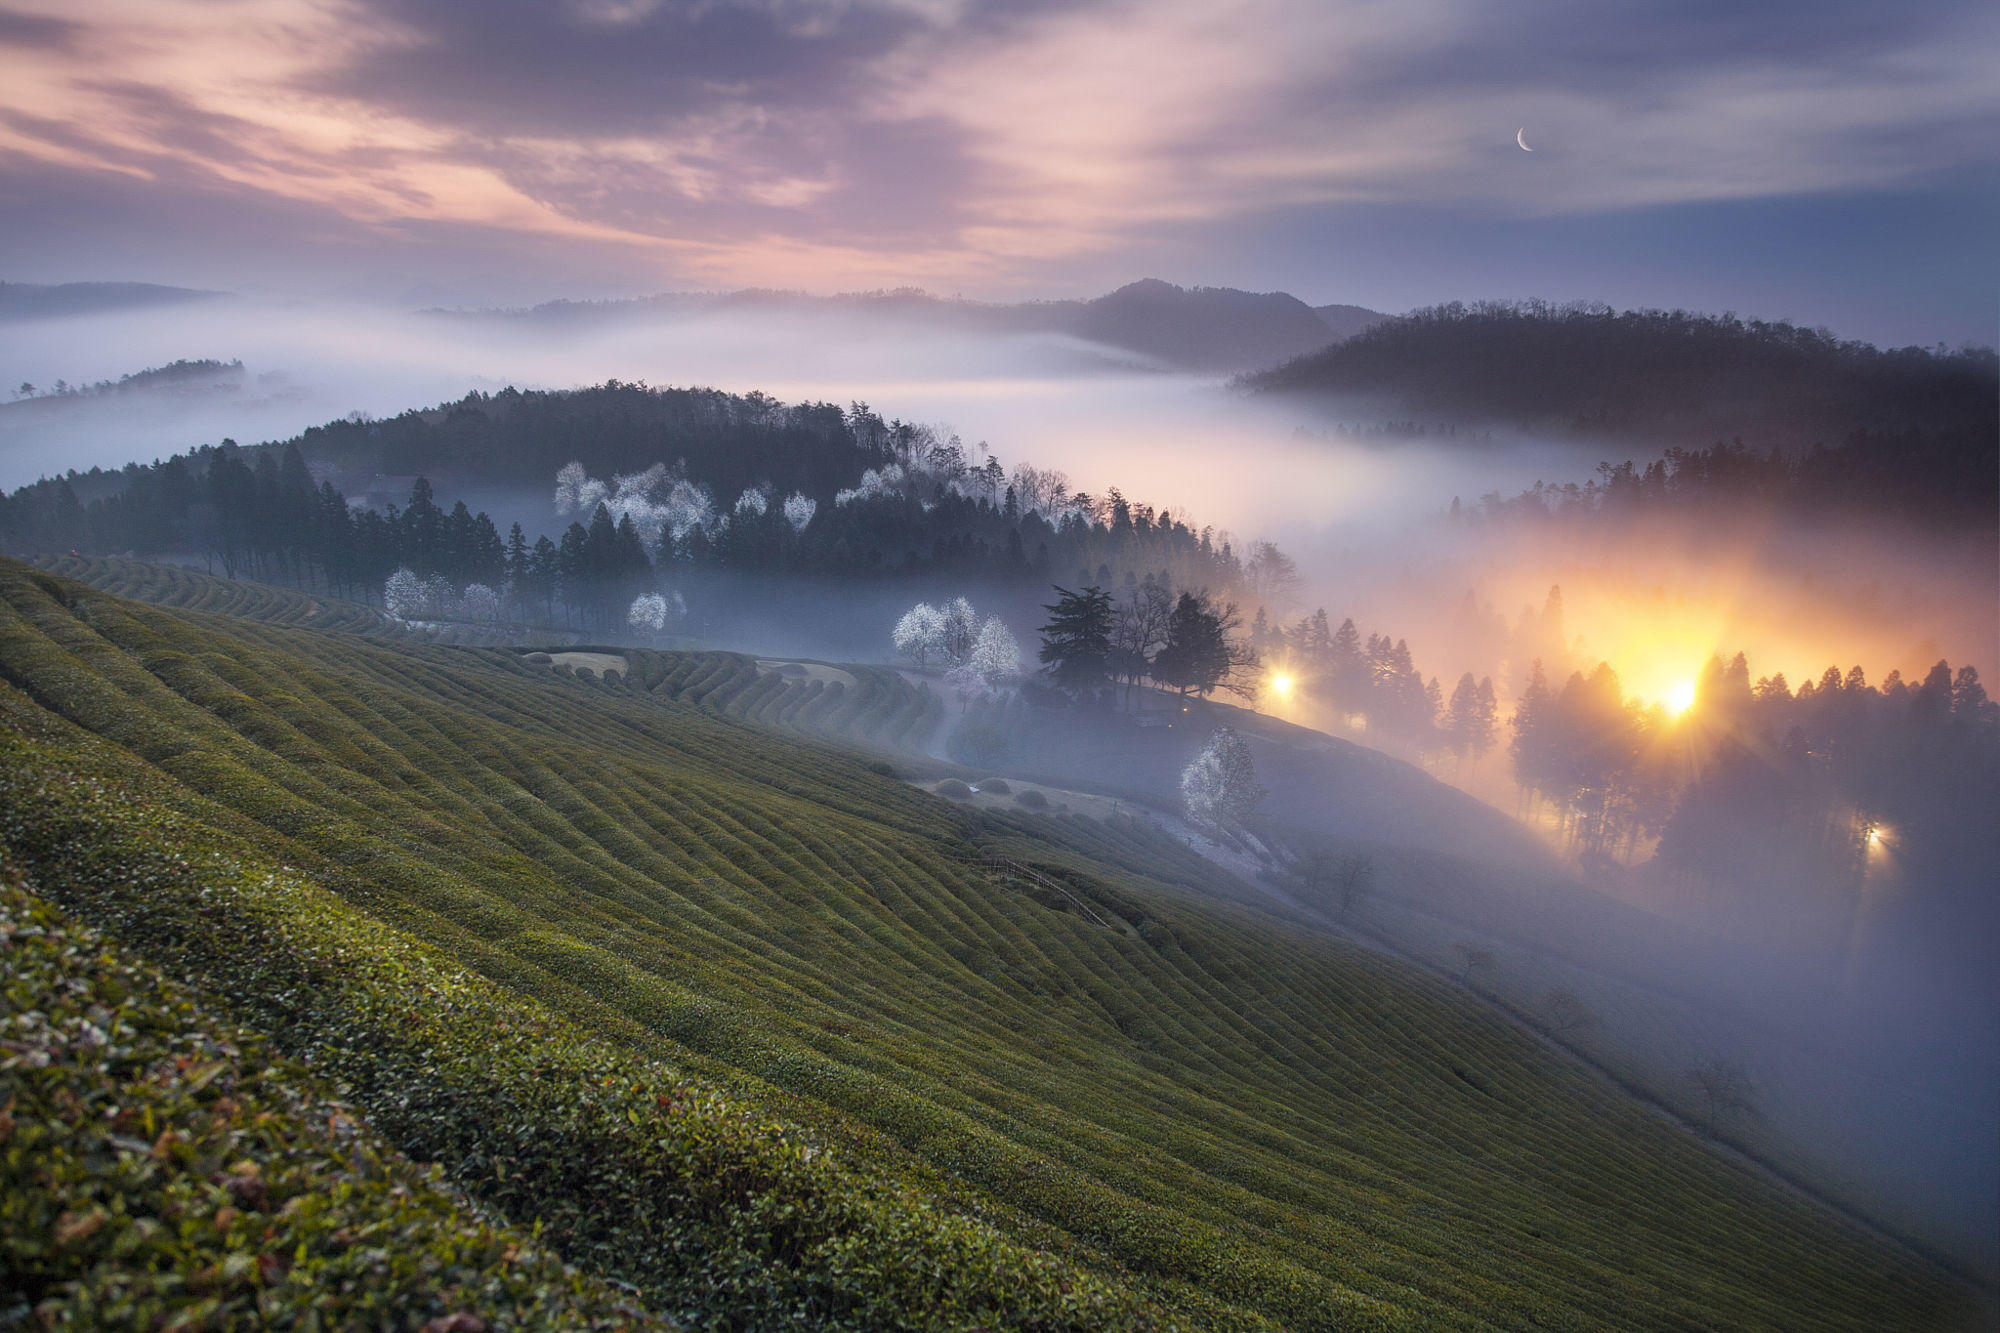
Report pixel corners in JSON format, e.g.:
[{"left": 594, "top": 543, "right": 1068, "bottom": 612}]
[
  {"left": 1110, "top": 579, "right": 1174, "bottom": 707},
  {"left": 1298, "top": 846, "right": 1335, "bottom": 895},
  {"left": 1331, "top": 854, "right": 1374, "bottom": 919},
  {"left": 1540, "top": 988, "right": 1598, "bottom": 1037},
  {"left": 1451, "top": 942, "right": 1495, "bottom": 987},
  {"left": 1685, "top": 1057, "right": 1760, "bottom": 1135}
]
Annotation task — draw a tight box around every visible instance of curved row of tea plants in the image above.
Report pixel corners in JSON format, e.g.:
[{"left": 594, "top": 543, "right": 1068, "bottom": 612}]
[
  {"left": 32, "top": 553, "right": 536, "bottom": 645},
  {"left": 0, "top": 860, "right": 663, "bottom": 1331},
  {"left": 0, "top": 557, "right": 1974, "bottom": 1331},
  {"left": 621, "top": 650, "right": 942, "bottom": 754}
]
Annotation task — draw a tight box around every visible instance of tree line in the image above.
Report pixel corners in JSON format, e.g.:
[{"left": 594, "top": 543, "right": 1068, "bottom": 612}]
[{"left": 1510, "top": 647, "right": 1998, "bottom": 946}]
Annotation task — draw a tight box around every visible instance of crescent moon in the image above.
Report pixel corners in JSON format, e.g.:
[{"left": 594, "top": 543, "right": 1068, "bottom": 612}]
[{"left": 1517, "top": 127, "right": 1533, "bottom": 152}]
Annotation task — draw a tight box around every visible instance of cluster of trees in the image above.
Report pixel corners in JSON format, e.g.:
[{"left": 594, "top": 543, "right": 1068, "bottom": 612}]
[
  {"left": 1250, "top": 606, "right": 1497, "bottom": 756},
  {"left": 0, "top": 443, "right": 513, "bottom": 598},
  {"left": 1451, "top": 436, "right": 1997, "bottom": 537},
  {"left": 1510, "top": 648, "right": 1998, "bottom": 929},
  {"left": 1037, "top": 584, "right": 1261, "bottom": 705},
  {"left": 10, "top": 358, "right": 244, "bottom": 403},
  {"left": 891, "top": 596, "right": 1024, "bottom": 703}
]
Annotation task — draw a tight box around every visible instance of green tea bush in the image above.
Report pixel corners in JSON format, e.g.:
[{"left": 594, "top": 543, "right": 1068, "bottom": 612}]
[{"left": 0, "top": 865, "right": 661, "bottom": 1332}]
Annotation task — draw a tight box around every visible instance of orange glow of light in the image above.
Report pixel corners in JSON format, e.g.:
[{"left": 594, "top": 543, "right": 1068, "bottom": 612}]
[
  {"left": 1665, "top": 679, "right": 1698, "bottom": 714},
  {"left": 1269, "top": 671, "right": 1295, "bottom": 699}
]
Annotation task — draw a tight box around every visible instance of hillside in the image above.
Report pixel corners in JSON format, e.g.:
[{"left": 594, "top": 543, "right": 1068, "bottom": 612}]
[
  {"left": 0, "top": 279, "right": 220, "bottom": 322},
  {"left": 1247, "top": 300, "right": 1998, "bottom": 457},
  {"left": 0, "top": 555, "right": 1978, "bottom": 1330},
  {"left": 431, "top": 279, "right": 1380, "bottom": 375}
]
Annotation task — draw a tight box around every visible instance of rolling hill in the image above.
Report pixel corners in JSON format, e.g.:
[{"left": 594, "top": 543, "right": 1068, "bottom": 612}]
[
  {"left": 0, "top": 280, "right": 220, "bottom": 323},
  {"left": 0, "top": 554, "right": 1979, "bottom": 1330},
  {"left": 1247, "top": 300, "right": 1997, "bottom": 453},
  {"left": 432, "top": 279, "right": 1384, "bottom": 375}
]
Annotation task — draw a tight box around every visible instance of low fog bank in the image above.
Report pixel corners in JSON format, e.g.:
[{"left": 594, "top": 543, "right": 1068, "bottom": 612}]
[{"left": 0, "top": 294, "right": 1594, "bottom": 518}]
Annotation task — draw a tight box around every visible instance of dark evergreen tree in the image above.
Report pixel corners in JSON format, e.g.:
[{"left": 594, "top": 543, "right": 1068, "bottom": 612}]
[{"left": 1037, "top": 585, "right": 1115, "bottom": 701}]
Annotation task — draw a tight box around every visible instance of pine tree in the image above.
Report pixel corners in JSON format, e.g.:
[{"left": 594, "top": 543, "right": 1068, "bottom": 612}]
[
  {"left": 1512, "top": 659, "right": 1553, "bottom": 800},
  {"left": 1446, "top": 672, "right": 1481, "bottom": 760},
  {"left": 1037, "top": 585, "right": 1115, "bottom": 700},
  {"left": 1330, "top": 617, "right": 1365, "bottom": 708},
  {"left": 1471, "top": 676, "right": 1499, "bottom": 766},
  {"left": 1152, "top": 592, "right": 1237, "bottom": 698}
]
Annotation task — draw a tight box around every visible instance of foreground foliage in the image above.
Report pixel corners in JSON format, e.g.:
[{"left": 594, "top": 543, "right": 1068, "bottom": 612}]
[{"left": 0, "top": 865, "right": 660, "bottom": 1331}]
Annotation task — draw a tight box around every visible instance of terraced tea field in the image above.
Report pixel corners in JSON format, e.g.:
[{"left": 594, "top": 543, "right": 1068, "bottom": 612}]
[
  {"left": 0, "top": 556, "right": 1977, "bottom": 1330},
  {"left": 31, "top": 552, "right": 544, "bottom": 645}
]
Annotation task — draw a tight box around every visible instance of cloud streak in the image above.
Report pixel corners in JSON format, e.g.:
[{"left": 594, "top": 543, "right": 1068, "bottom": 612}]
[{"left": 0, "top": 0, "right": 1994, "bottom": 299}]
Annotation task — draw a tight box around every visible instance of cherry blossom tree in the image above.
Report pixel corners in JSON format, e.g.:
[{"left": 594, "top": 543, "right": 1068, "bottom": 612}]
[
  {"left": 628, "top": 591, "right": 686, "bottom": 635},
  {"left": 1181, "top": 727, "right": 1265, "bottom": 829},
  {"left": 893, "top": 602, "right": 949, "bottom": 667},
  {"left": 941, "top": 597, "right": 978, "bottom": 664}
]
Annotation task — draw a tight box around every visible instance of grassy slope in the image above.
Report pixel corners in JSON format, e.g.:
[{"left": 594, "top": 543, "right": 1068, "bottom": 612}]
[{"left": 0, "top": 557, "right": 1974, "bottom": 1331}]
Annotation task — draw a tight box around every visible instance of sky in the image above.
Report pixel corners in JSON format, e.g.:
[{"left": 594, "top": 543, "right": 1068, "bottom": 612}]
[{"left": 1, "top": 0, "right": 1996, "bottom": 346}]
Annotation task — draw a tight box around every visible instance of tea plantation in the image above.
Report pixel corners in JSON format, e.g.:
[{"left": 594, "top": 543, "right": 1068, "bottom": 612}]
[{"left": 0, "top": 557, "right": 1975, "bottom": 1330}]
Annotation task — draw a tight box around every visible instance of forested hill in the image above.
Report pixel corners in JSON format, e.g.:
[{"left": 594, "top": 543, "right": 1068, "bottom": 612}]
[
  {"left": 0, "top": 279, "right": 220, "bottom": 322},
  {"left": 1247, "top": 300, "right": 1998, "bottom": 455},
  {"left": 297, "top": 381, "right": 873, "bottom": 494},
  {"left": 434, "top": 279, "right": 1383, "bottom": 374}
]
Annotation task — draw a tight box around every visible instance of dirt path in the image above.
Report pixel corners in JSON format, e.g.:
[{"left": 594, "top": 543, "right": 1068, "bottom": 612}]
[
  {"left": 545, "top": 651, "right": 629, "bottom": 678},
  {"left": 756, "top": 658, "right": 856, "bottom": 689}
]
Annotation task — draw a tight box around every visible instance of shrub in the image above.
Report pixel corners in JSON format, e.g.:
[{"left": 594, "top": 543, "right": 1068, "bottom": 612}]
[
  {"left": 934, "top": 779, "right": 975, "bottom": 800},
  {"left": 947, "top": 716, "right": 1009, "bottom": 766}
]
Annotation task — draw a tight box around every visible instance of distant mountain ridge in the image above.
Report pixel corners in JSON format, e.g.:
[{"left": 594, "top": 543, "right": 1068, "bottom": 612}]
[
  {"left": 1247, "top": 299, "right": 1996, "bottom": 445},
  {"left": 0, "top": 280, "right": 220, "bottom": 322},
  {"left": 428, "top": 279, "right": 1388, "bottom": 375}
]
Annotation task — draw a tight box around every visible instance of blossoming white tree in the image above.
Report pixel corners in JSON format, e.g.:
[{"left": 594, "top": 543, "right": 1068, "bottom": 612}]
[
  {"left": 383, "top": 568, "right": 426, "bottom": 619},
  {"left": 628, "top": 591, "right": 686, "bottom": 635},
  {"left": 944, "top": 616, "right": 1024, "bottom": 705},
  {"left": 941, "top": 597, "right": 978, "bottom": 664},
  {"left": 782, "top": 492, "right": 817, "bottom": 532},
  {"left": 970, "top": 616, "right": 1021, "bottom": 681},
  {"left": 894, "top": 597, "right": 983, "bottom": 669},
  {"left": 553, "top": 460, "right": 718, "bottom": 551},
  {"left": 1181, "top": 727, "right": 1266, "bottom": 829},
  {"left": 892, "top": 602, "right": 949, "bottom": 667},
  {"left": 458, "top": 583, "right": 503, "bottom": 623}
]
